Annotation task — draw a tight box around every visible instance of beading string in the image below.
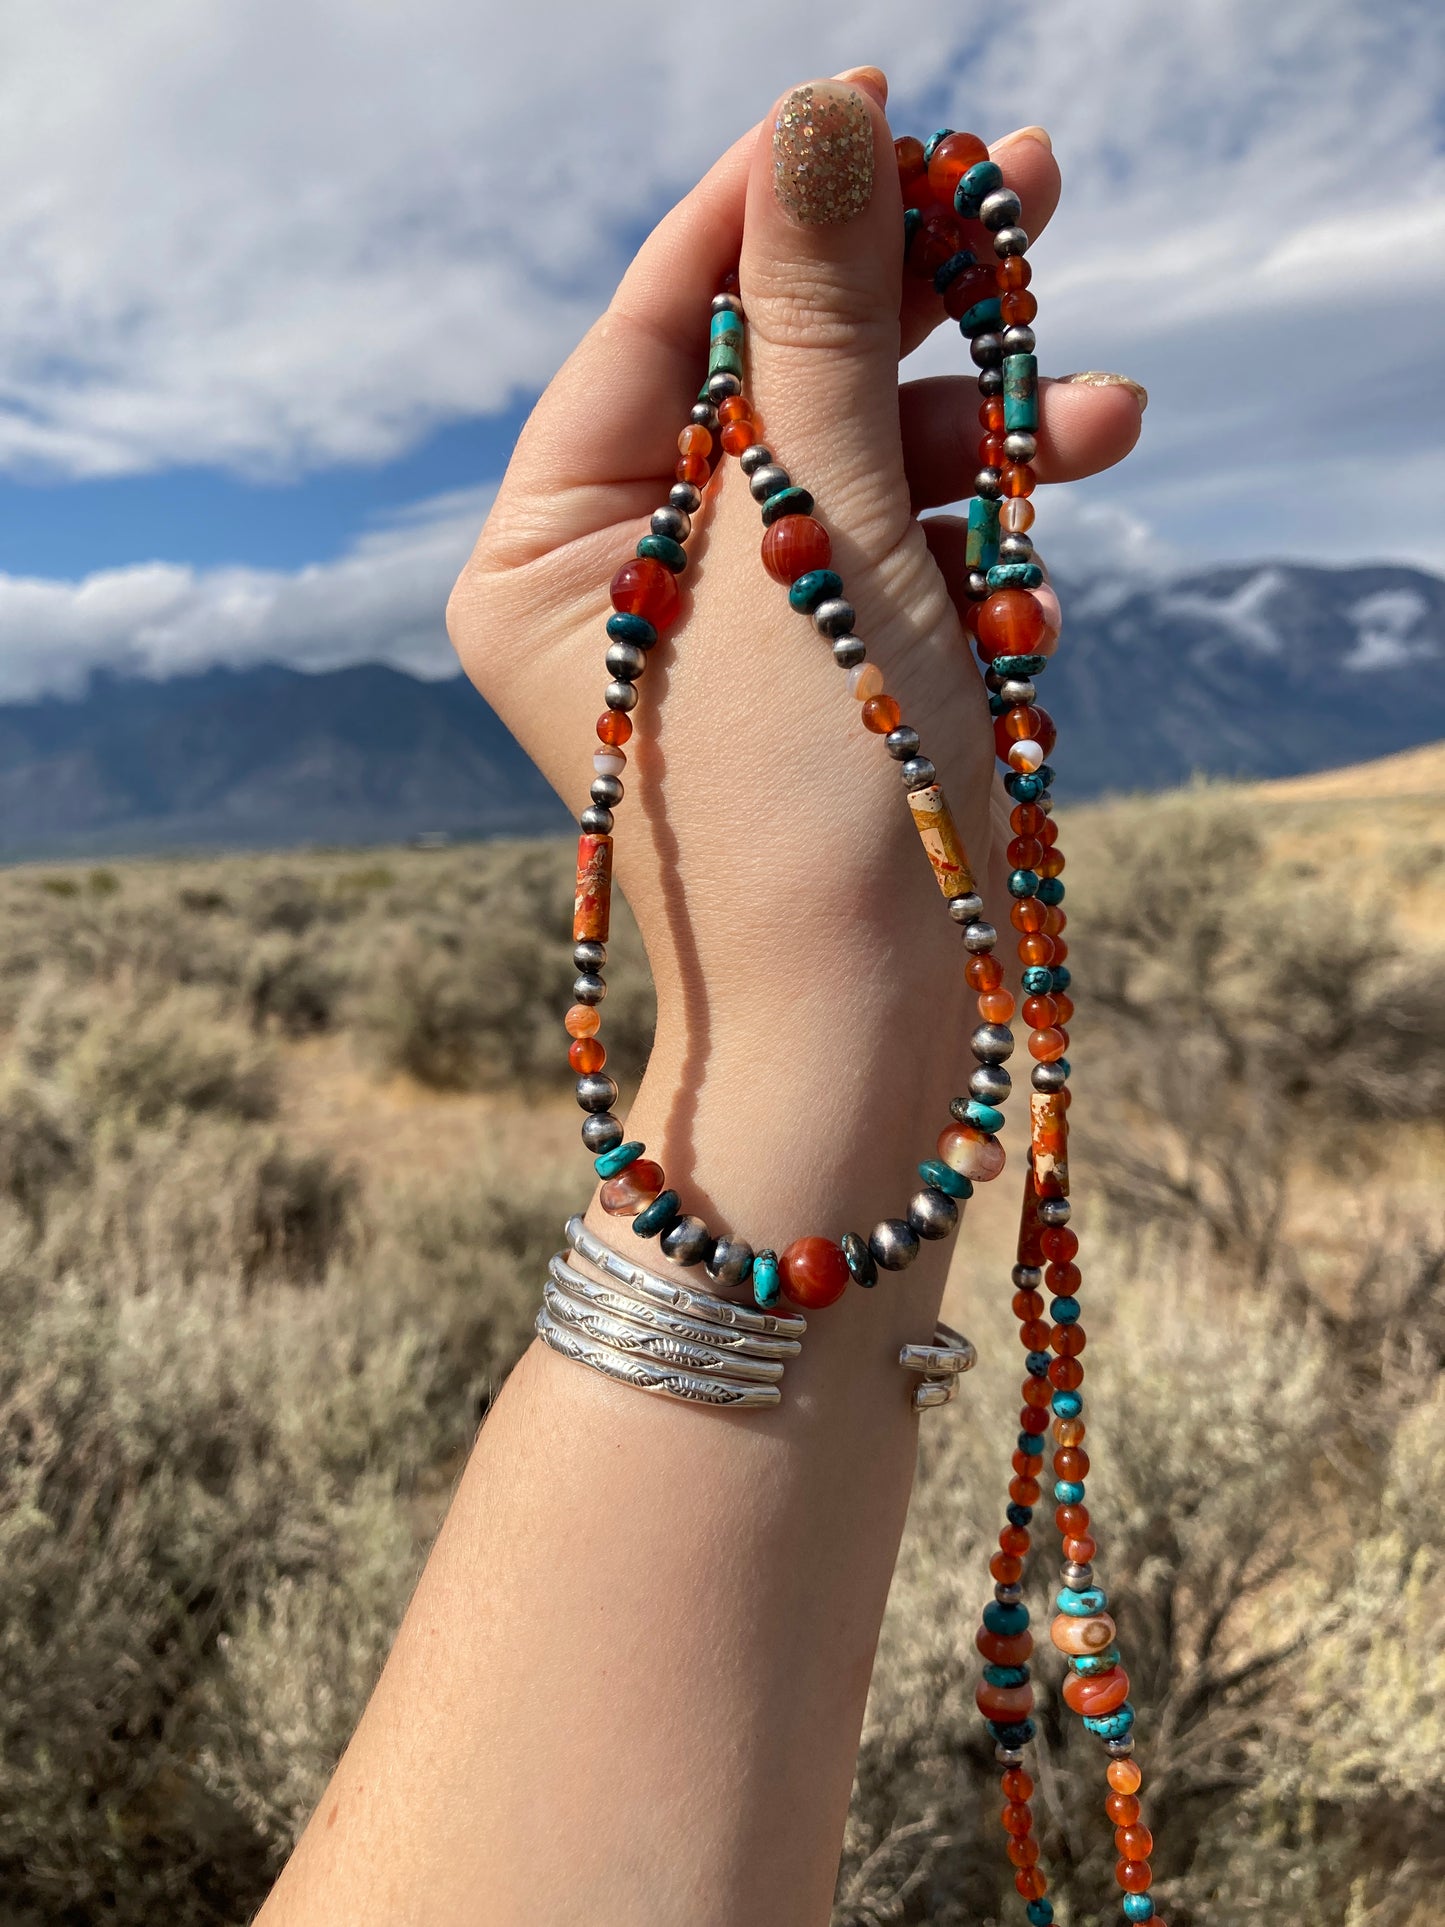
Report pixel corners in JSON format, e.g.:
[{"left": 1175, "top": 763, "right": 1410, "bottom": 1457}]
[{"left": 554, "top": 124, "right": 1167, "bottom": 1927}]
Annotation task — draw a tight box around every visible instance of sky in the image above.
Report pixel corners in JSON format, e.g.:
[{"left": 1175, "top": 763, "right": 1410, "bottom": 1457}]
[{"left": 0, "top": 0, "right": 1441, "bottom": 702}]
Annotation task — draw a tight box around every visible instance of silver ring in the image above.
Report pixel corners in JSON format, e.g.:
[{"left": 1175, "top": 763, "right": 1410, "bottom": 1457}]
[
  {"left": 565, "top": 1215, "right": 807, "bottom": 1338},
  {"left": 900, "top": 1319, "right": 977, "bottom": 1414},
  {"left": 547, "top": 1253, "right": 801, "bottom": 1361},
  {"left": 536, "top": 1305, "right": 782, "bottom": 1408},
  {"left": 542, "top": 1277, "right": 786, "bottom": 1384}
]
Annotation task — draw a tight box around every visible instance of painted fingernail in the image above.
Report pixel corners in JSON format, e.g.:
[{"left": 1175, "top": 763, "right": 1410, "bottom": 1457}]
[
  {"left": 835, "top": 64, "right": 888, "bottom": 106},
  {"left": 773, "top": 82, "right": 874, "bottom": 227},
  {"left": 997, "top": 124, "right": 1052, "bottom": 152},
  {"left": 1058, "top": 370, "right": 1149, "bottom": 413}
]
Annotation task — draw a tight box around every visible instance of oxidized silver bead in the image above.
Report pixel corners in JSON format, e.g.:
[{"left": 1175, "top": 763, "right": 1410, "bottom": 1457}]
[
  {"left": 994, "top": 1581, "right": 1024, "bottom": 1605},
  {"left": 572, "top": 972, "right": 606, "bottom": 1005},
  {"left": 907, "top": 1188, "right": 958, "bottom": 1240},
  {"left": 1039, "top": 1198, "right": 1072, "bottom": 1229},
  {"left": 974, "top": 464, "right": 1003, "bottom": 498},
  {"left": 869, "top": 1219, "right": 921, "bottom": 1271},
  {"left": 573, "top": 940, "right": 606, "bottom": 972},
  {"left": 993, "top": 226, "right": 1029, "bottom": 256},
  {"left": 1106, "top": 1737, "right": 1136, "bottom": 1757},
  {"left": 963, "top": 921, "right": 999, "bottom": 954},
  {"left": 886, "top": 725, "right": 922, "bottom": 762},
  {"left": 995, "top": 1745, "right": 1026, "bottom": 1767},
  {"left": 670, "top": 481, "right": 702, "bottom": 514},
  {"left": 711, "top": 291, "right": 743, "bottom": 315},
  {"left": 832, "top": 635, "right": 866, "bottom": 669},
  {"left": 998, "top": 534, "right": 1034, "bottom": 566},
  {"left": 706, "top": 369, "right": 741, "bottom": 402},
  {"left": 969, "top": 1063, "right": 1012, "bottom": 1104},
  {"left": 965, "top": 567, "right": 992, "bottom": 598},
  {"left": 1062, "top": 1562, "right": 1094, "bottom": 1590},
  {"left": 1002, "top": 324, "right": 1036, "bottom": 356},
  {"left": 660, "top": 1215, "right": 712, "bottom": 1266},
  {"left": 1012, "top": 1263, "right": 1043, "bottom": 1290},
  {"left": 605, "top": 679, "right": 638, "bottom": 711},
  {"left": 813, "top": 597, "right": 856, "bottom": 637},
  {"left": 705, "top": 1236, "right": 754, "bottom": 1286},
  {"left": 579, "top": 805, "right": 613, "bottom": 835},
  {"left": 1004, "top": 431, "right": 1037, "bottom": 463},
  {"left": 651, "top": 504, "right": 691, "bottom": 543},
  {"left": 576, "top": 1072, "right": 619, "bottom": 1113},
  {"left": 949, "top": 892, "right": 985, "bottom": 925},
  {"left": 971, "top": 1023, "right": 1014, "bottom": 1063},
  {"left": 581, "top": 1111, "right": 622, "bottom": 1153},
  {"left": 977, "top": 366, "right": 1004, "bottom": 397},
  {"left": 739, "top": 443, "right": 772, "bottom": 476},
  {"left": 1032, "top": 1061, "right": 1068, "bottom": 1093},
  {"left": 690, "top": 401, "right": 720, "bottom": 431},
  {"left": 979, "top": 186, "right": 1022, "bottom": 230},
  {"left": 590, "top": 773, "right": 623, "bottom": 807},
  {"left": 748, "top": 463, "right": 790, "bottom": 502},
  {"left": 970, "top": 333, "right": 1003, "bottom": 369},
  {"left": 605, "top": 640, "right": 646, "bottom": 680},
  {"left": 1000, "top": 677, "right": 1036, "bottom": 705},
  {"left": 902, "top": 757, "right": 937, "bottom": 790}
]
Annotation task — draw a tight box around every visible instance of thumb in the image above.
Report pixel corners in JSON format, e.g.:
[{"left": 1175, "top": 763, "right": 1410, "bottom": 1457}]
[{"left": 737, "top": 73, "right": 908, "bottom": 561}]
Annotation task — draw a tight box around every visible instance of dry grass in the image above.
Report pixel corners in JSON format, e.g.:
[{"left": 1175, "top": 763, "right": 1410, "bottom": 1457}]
[{"left": 0, "top": 774, "right": 1440, "bottom": 1926}]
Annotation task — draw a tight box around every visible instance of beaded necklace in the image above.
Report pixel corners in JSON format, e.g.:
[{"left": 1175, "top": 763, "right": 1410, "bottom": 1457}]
[{"left": 560, "top": 126, "right": 1164, "bottom": 1927}]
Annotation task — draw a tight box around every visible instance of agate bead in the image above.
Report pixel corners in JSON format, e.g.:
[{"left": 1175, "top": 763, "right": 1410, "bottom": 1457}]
[
  {"left": 937, "top": 1123, "right": 1006, "bottom": 1181},
  {"left": 927, "top": 129, "right": 989, "bottom": 203},
  {"left": 610, "top": 557, "right": 680, "bottom": 630},
  {"left": 762, "top": 514, "right": 831, "bottom": 583},
  {"left": 1062, "top": 1666, "right": 1130, "bottom": 1717},
  {"left": 780, "top": 1236, "right": 850, "bottom": 1308},
  {"left": 976, "top": 589, "right": 1046, "bottom": 658},
  {"left": 599, "top": 1160, "right": 665, "bottom": 1216}
]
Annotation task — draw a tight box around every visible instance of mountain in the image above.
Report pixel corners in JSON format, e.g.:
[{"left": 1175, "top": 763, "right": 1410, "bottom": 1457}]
[{"left": 0, "top": 561, "right": 1440, "bottom": 858}]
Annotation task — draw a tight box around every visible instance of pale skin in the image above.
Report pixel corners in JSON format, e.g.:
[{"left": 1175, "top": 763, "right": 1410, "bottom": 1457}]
[{"left": 259, "top": 66, "right": 1141, "bottom": 1927}]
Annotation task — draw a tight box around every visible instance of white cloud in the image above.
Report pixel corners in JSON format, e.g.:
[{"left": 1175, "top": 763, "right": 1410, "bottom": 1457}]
[{"left": 0, "top": 487, "right": 488, "bottom": 701}]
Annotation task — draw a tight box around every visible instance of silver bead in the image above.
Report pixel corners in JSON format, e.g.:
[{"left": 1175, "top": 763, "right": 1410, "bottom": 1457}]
[
  {"left": 739, "top": 443, "right": 773, "bottom": 476},
  {"left": 651, "top": 504, "right": 691, "bottom": 542},
  {"left": 1062, "top": 1561, "right": 1094, "bottom": 1589},
  {"left": 869, "top": 1219, "right": 920, "bottom": 1271},
  {"left": 974, "top": 466, "right": 1003, "bottom": 502},
  {"left": 575, "top": 1072, "right": 618, "bottom": 1113},
  {"left": 690, "top": 401, "right": 720, "bottom": 431},
  {"left": 573, "top": 940, "right": 606, "bottom": 972},
  {"left": 605, "top": 679, "right": 638, "bottom": 711},
  {"left": 813, "top": 597, "right": 855, "bottom": 637},
  {"left": 1002, "top": 325, "right": 1036, "bottom": 356},
  {"left": 995, "top": 1745, "right": 1026, "bottom": 1767},
  {"left": 885, "top": 725, "right": 921, "bottom": 762},
  {"left": 579, "top": 805, "right": 613, "bottom": 835},
  {"left": 1106, "top": 1737, "right": 1136, "bottom": 1758},
  {"left": 670, "top": 481, "right": 702, "bottom": 514},
  {"left": 963, "top": 921, "right": 998, "bottom": 954},
  {"left": 605, "top": 639, "right": 646, "bottom": 679},
  {"left": 581, "top": 1111, "right": 622, "bottom": 1153},
  {"left": 969, "top": 1064, "right": 1012, "bottom": 1104},
  {"left": 949, "top": 893, "right": 985, "bottom": 925},
  {"left": 979, "top": 187, "right": 1022, "bottom": 230},
  {"left": 970, "top": 334, "right": 1003, "bottom": 370},
  {"left": 660, "top": 1215, "right": 712, "bottom": 1266},
  {"left": 711, "top": 291, "right": 743, "bottom": 315},
  {"left": 1000, "top": 677, "right": 1036, "bottom": 705},
  {"left": 832, "top": 635, "right": 866, "bottom": 669},
  {"left": 907, "top": 1188, "right": 958, "bottom": 1241},
  {"left": 748, "top": 463, "right": 789, "bottom": 502},
  {"left": 902, "top": 757, "right": 937, "bottom": 790},
  {"left": 1039, "top": 1197, "right": 1072, "bottom": 1228},
  {"left": 1004, "top": 431, "right": 1037, "bottom": 463},
  {"left": 994, "top": 1581, "right": 1024, "bottom": 1605},
  {"left": 590, "top": 773, "right": 623, "bottom": 806},
  {"left": 705, "top": 1236, "right": 753, "bottom": 1286},
  {"left": 706, "top": 369, "right": 741, "bottom": 401},
  {"left": 572, "top": 971, "right": 606, "bottom": 1005},
  {"left": 1012, "top": 1263, "right": 1043, "bottom": 1289},
  {"left": 993, "top": 226, "right": 1030, "bottom": 257},
  {"left": 1031, "top": 1061, "right": 1068, "bottom": 1093},
  {"left": 998, "top": 534, "right": 1034, "bottom": 566},
  {"left": 965, "top": 567, "right": 991, "bottom": 598}
]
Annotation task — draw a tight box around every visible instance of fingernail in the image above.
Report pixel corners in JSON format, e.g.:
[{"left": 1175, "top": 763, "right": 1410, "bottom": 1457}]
[
  {"left": 835, "top": 64, "right": 888, "bottom": 106},
  {"left": 773, "top": 81, "right": 875, "bottom": 227},
  {"left": 1058, "top": 369, "right": 1149, "bottom": 413},
  {"left": 997, "top": 124, "right": 1052, "bottom": 153}
]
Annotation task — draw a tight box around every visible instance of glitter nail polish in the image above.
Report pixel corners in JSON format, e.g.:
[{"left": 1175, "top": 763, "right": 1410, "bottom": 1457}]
[
  {"left": 772, "top": 82, "right": 874, "bottom": 227},
  {"left": 1057, "top": 371, "right": 1149, "bottom": 412}
]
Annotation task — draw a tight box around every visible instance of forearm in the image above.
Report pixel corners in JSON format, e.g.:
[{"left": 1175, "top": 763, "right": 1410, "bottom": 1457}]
[{"left": 261, "top": 956, "right": 972, "bottom": 1927}]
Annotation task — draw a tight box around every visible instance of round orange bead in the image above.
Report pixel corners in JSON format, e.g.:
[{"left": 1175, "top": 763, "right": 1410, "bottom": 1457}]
[
  {"left": 761, "top": 514, "right": 831, "bottom": 584},
  {"left": 1001, "top": 289, "right": 1039, "bottom": 325},
  {"left": 999, "top": 255, "right": 1032, "bottom": 290},
  {"left": 979, "top": 990, "right": 1016, "bottom": 1024},
  {"left": 977, "top": 589, "right": 1045, "bottom": 659},
  {"left": 1117, "top": 1860, "right": 1152, "bottom": 1894},
  {"left": 1106, "top": 1792, "right": 1141, "bottom": 1826},
  {"left": 610, "top": 556, "right": 680, "bottom": 629},
  {"left": 676, "top": 452, "right": 709, "bottom": 485},
  {"left": 1001, "top": 1767, "right": 1033, "bottom": 1802},
  {"left": 677, "top": 423, "right": 713, "bottom": 457},
  {"left": 862, "top": 694, "right": 902, "bottom": 735},
  {"left": 779, "top": 1236, "right": 850, "bottom": 1309},
  {"left": 966, "top": 954, "right": 1004, "bottom": 990},
  {"left": 1000, "top": 1799, "right": 1034, "bottom": 1836},
  {"left": 978, "top": 1681, "right": 1036, "bottom": 1723},
  {"left": 1008, "top": 1836, "right": 1041, "bottom": 1868},
  {"left": 1108, "top": 1759, "right": 1143, "bottom": 1795},
  {"left": 717, "top": 396, "right": 751, "bottom": 424},
  {"left": 568, "top": 1037, "right": 606, "bottom": 1074},
  {"left": 975, "top": 1625, "right": 1033, "bottom": 1665},
  {"left": 1120, "top": 1825, "right": 1154, "bottom": 1860},
  {"left": 1015, "top": 1868, "right": 1048, "bottom": 1900},
  {"left": 564, "top": 1004, "right": 601, "bottom": 1038},
  {"left": 596, "top": 709, "right": 633, "bottom": 746},
  {"left": 1062, "top": 1666, "right": 1129, "bottom": 1717},
  {"left": 720, "top": 421, "right": 755, "bottom": 455},
  {"left": 894, "top": 134, "right": 926, "bottom": 185},
  {"left": 926, "top": 129, "right": 989, "bottom": 202},
  {"left": 599, "top": 1160, "right": 666, "bottom": 1216},
  {"left": 1029, "top": 1026, "right": 1068, "bottom": 1061}
]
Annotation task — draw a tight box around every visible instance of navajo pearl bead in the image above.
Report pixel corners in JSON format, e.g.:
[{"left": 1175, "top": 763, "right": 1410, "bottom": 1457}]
[{"left": 870, "top": 1219, "right": 921, "bottom": 1270}]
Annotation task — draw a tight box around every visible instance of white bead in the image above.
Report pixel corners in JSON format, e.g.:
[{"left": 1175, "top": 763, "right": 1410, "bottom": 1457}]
[
  {"left": 1008, "top": 739, "right": 1044, "bottom": 772},
  {"left": 593, "top": 748, "right": 627, "bottom": 777}
]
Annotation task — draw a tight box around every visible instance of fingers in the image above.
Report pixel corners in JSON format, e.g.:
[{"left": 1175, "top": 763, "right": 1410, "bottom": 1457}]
[{"left": 901, "top": 374, "right": 1143, "bottom": 511}]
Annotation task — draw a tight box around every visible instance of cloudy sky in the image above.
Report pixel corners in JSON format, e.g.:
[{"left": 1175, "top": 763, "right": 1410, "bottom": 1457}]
[{"left": 0, "top": 0, "right": 1440, "bottom": 701}]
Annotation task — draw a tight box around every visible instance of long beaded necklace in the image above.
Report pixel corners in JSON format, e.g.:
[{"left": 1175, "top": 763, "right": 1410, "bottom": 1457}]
[{"left": 559, "top": 126, "right": 1165, "bottom": 1927}]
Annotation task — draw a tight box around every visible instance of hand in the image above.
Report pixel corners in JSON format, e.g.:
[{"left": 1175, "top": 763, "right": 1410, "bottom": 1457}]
[{"left": 447, "top": 69, "right": 1140, "bottom": 1296}]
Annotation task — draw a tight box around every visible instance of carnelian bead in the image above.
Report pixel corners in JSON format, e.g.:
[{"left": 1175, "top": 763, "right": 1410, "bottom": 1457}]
[
  {"left": 991, "top": 1552, "right": 1024, "bottom": 1584},
  {"left": 894, "top": 134, "right": 926, "bottom": 184},
  {"left": 569, "top": 1037, "right": 606, "bottom": 1074},
  {"left": 981, "top": 433, "right": 1006, "bottom": 468},
  {"left": 915, "top": 209, "right": 965, "bottom": 273},
  {"left": 597, "top": 710, "right": 633, "bottom": 747},
  {"left": 675, "top": 452, "right": 710, "bottom": 485},
  {"left": 1000, "top": 1800, "right": 1034, "bottom": 1836},
  {"left": 927, "top": 129, "right": 989, "bottom": 202},
  {"left": 1056, "top": 1503, "right": 1090, "bottom": 1537},
  {"left": 1062, "top": 1666, "right": 1129, "bottom": 1717},
  {"left": 976, "top": 589, "right": 1045, "bottom": 658},
  {"left": 1002, "top": 496, "right": 1036, "bottom": 533},
  {"left": 761, "top": 514, "right": 831, "bottom": 583},
  {"left": 718, "top": 396, "right": 751, "bottom": 424},
  {"left": 1008, "top": 1836, "right": 1041, "bottom": 1868},
  {"left": 1108, "top": 1759, "right": 1144, "bottom": 1795},
  {"left": 720, "top": 421, "right": 755, "bottom": 455},
  {"left": 1022, "top": 994, "right": 1057, "bottom": 1028},
  {"left": 1008, "top": 836, "right": 1043, "bottom": 869},
  {"left": 998, "top": 1525, "right": 1031, "bottom": 1556},
  {"left": 565, "top": 1003, "right": 601, "bottom": 1038},
  {"left": 1039, "top": 816, "right": 1059, "bottom": 846},
  {"left": 1120, "top": 1825, "right": 1154, "bottom": 1860},
  {"left": 779, "top": 1236, "right": 850, "bottom": 1309},
  {"left": 1015, "top": 1869, "right": 1048, "bottom": 1900},
  {"left": 1012, "top": 1289, "right": 1044, "bottom": 1320},
  {"left": 1001, "top": 289, "right": 1039, "bottom": 325},
  {"left": 1011, "top": 804, "right": 1044, "bottom": 836},
  {"left": 1054, "top": 1418, "right": 1086, "bottom": 1447},
  {"left": 1047, "top": 1260, "right": 1081, "bottom": 1292},
  {"left": 1052, "top": 1326, "right": 1087, "bottom": 1357},
  {"left": 1019, "top": 934, "right": 1055, "bottom": 967},
  {"left": 600, "top": 1160, "right": 666, "bottom": 1216},
  {"left": 1042, "top": 905, "right": 1067, "bottom": 936},
  {"left": 976, "top": 1626, "right": 1033, "bottom": 1665},
  {"left": 1009, "top": 1476, "right": 1040, "bottom": 1506},
  {"left": 978, "top": 1682, "right": 1036, "bottom": 1723},
  {"left": 1106, "top": 1792, "right": 1141, "bottom": 1826},
  {"left": 966, "top": 953, "right": 1004, "bottom": 991},
  {"left": 1022, "top": 1375, "right": 1052, "bottom": 1405},
  {"left": 1051, "top": 1358, "right": 1085, "bottom": 1390},
  {"left": 979, "top": 990, "right": 1015, "bottom": 1024},
  {"left": 862, "top": 694, "right": 901, "bottom": 734},
  {"left": 1038, "top": 848, "right": 1065, "bottom": 879},
  {"left": 610, "top": 556, "right": 680, "bottom": 629},
  {"left": 999, "top": 254, "right": 1032, "bottom": 290},
  {"left": 981, "top": 396, "right": 1006, "bottom": 434},
  {"left": 1003, "top": 463, "right": 1036, "bottom": 498},
  {"left": 1029, "top": 1026, "right": 1068, "bottom": 1061},
  {"left": 1012, "top": 1448, "right": 1038, "bottom": 1475},
  {"left": 1042, "top": 1225, "right": 1079, "bottom": 1262},
  {"left": 1052, "top": 936, "right": 1069, "bottom": 961},
  {"left": 1117, "top": 1861, "right": 1153, "bottom": 1894},
  {"left": 1020, "top": 1320, "right": 1051, "bottom": 1351},
  {"left": 1055, "top": 1447, "right": 1089, "bottom": 1480},
  {"left": 678, "top": 423, "right": 713, "bottom": 458},
  {"left": 1064, "top": 1532, "right": 1096, "bottom": 1563},
  {"left": 1002, "top": 1768, "right": 1034, "bottom": 1802},
  {"left": 1012, "top": 899, "right": 1047, "bottom": 933}
]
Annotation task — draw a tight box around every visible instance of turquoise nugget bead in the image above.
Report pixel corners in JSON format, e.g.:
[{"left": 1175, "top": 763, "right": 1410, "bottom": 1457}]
[
  {"left": 1072, "top": 1646, "right": 1122, "bottom": 1676},
  {"left": 966, "top": 496, "right": 1000, "bottom": 571},
  {"left": 710, "top": 309, "right": 743, "bottom": 343},
  {"left": 1003, "top": 351, "right": 1039, "bottom": 431},
  {"left": 1083, "top": 1702, "right": 1136, "bottom": 1741},
  {"left": 953, "top": 157, "right": 1003, "bottom": 218},
  {"left": 752, "top": 1249, "right": 780, "bottom": 1309},
  {"left": 708, "top": 344, "right": 743, "bottom": 378},
  {"left": 922, "top": 127, "right": 953, "bottom": 162},
  {"left": 1056, "top": 1586, "right": 1109, "bottom": 1616},
  {"left": 934, "top": 247, "right": 977, "bottom": 295},
  {"left": 594, "top": 1141, "right": 645, "bottom": 1179},
  {"left": 760, "top": 485, "right": 814, "bottom": 526},
  {"left": 607, "top": 612, "right": 657, "bottom": 648},
  {"left": 957, "top": 297, "right": 1002, "bottom": 338},
  {"left": 1026, "top": 1903, "right": 1055, "bottom": 1927},
  {"left": 991, "top": 653, "right": 1048, "bottom": 676},
  {"left": 636, "top": 534, "right": 687, "bottom": 573},
  {"left": 919, "top": 1158, "right": 973, "bottom": 1198},
  {"left": 984, "top": 1663, "right": 1031, "bottom": 1688},
  {"left": 788, "top": 568, "right": 843, "bottom": 613},
  {"left": 965, "top": 1100, "right": 1006, "bottom": 1134},
  {"left": 1055, "top": 1479, "right": 1086, "bottom": 1505},
  {"left": 1051, "top": 1295, "right": 1081, "bottom": 1323},
  {"left": 902, "top": 206, "right": 923, "bottom": 258},
  {"left": 1021, "top": 965, "right": 1053, "bottom": 995},
  {"left": 632, "top": 1190, "right": 680, "bottom": 1239},
  {"left": 983, "top": 1600, "right": 1029, "bottom": 1636},
  {"left": 988, "top": 561, "right": 1045, "bottom": 591},
  {"left": 1123, "top": 1897, "right": 1155, "bottom": 1922}
]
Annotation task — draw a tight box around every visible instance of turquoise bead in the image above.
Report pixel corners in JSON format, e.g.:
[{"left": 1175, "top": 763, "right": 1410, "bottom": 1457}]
[
  {"left": 752, "top": 1249, "right": 780, "bottom": 1309},
  {"left": 1056, "top": 1586, "right": 1109, "bottom": 1616},
  {"left": 966, "top": 496, "right": 1000, "bottom": 572},
  {"left": 988, "top": 561, "right": 1045, "bottom": 591},
  {"left": 965, "top": 1099, "right": 1006, "bottom": 1134},
  {"left": 594, "top": 1141, "right": 645, "bottom": 1179},
  {"left": 919, "top": 1158, "right": 973, "bottom": 1198},
  {"left": 1051, "top": 1294, "right": 1081, "bottom": 1323},
  {"left": 902, "top": 206, "right": 923, "bottom": 258},
  {"left": 984, "top": 1663, "right": 1031, "bottom": 1688},
  {"left": 1021, "top": 965, "right": 1053, "bottom": 995},
  {"left": 988, "top": 692, "right": 1010, "bottom": 719},
  {"left": 1055, "top": 1479, "right": 1086, "bottom": 1505},
  {"left": 983, "top": 1600, "right": 1029, "bottom": 1636},
  {"left": 710, "top": 309, "right": 743, "bottom": 343},
  {"left": 1052, "top": 1389, "right": 1083, "bottom": 1418},
  {"left": 922, "top": 127, "right": 953, "bottom": 162},
  {"left": 953, "top": 158, "right": 1003, "bottom": 218},
  {"left": 607, "top": 612, "right": 657, "bottom": 648},
  {"left": 1003, "top": 351, "right": 1039, "bottom": 431},
  {"left": 1005, "top": 771, "right": 1044, "bottom": 802},
  {"left": 632, "top": 1190, "right": 680, "bottom": 1239},
  {"left": 1009, "top": 868, "right": 1040, "bottom": 897},
  {"left": 991, "top": 653, "right": 1048, "bottom": 676},
  {"left": 637, "top": 533, "right": 687, "bottom": 573},
  {"left": 708, "top": 343, "right": 743, "bottom": 378},
  {"left": 1082, "top": 1701, "right": 1135, "bottom": 1741},
  {"left": 957, "top": 297, "right": 1002, "bottom": 339},
  {"left": 788, "top": 568, "right": 843, "bottom": 613},
  {"left": 1123, "top": 1897, "right": 1155, "bottom": 1922},
  {"left": 1026, "top": 1903, "right": 1055, "bottom": 1927},
  {"left": 760, "top": 485, "right": 814, "bottom": 526},
  {"left": 1037, "top": 877, "right": 1065, "bottom": 905},
  {"left": 1071, "top": 1646, "right": 1121, "bottom": 1676},
  {"left": 934, "top": 247, "right": 977, "bottom": 294}
]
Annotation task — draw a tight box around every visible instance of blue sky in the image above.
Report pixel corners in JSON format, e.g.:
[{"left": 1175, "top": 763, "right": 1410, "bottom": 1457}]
[{"left": 0, "top": 0, "right": 1441, "bottom": 700}]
